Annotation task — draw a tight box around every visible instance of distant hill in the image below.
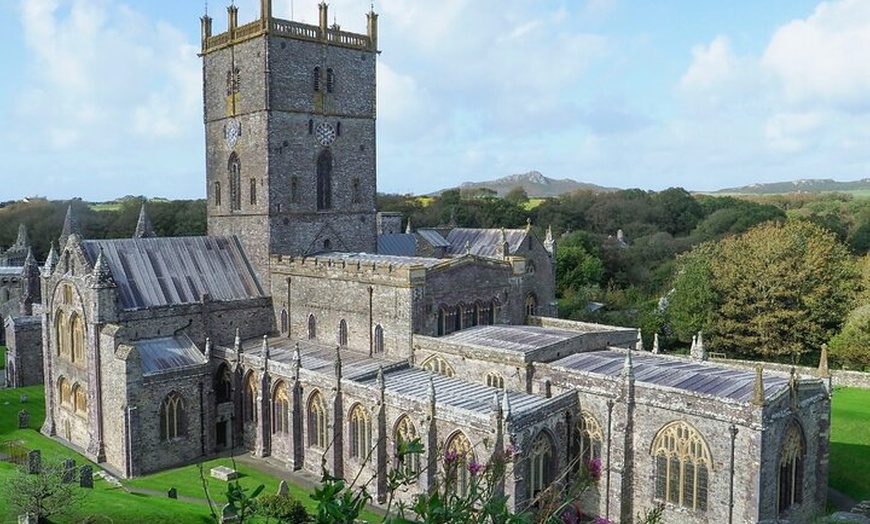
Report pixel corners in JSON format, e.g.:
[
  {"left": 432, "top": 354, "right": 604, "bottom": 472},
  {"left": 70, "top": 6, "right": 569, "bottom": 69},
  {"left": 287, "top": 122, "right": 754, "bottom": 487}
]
[
  {"left": 712, "top": 178, "right": 870, "bottom": 195},
  {"left": 448, "top": 171, "right": 618, "bottom": 198}
]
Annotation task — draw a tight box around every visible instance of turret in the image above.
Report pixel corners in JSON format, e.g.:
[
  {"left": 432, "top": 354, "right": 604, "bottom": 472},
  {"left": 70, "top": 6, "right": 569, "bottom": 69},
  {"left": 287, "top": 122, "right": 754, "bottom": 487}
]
[
  {"left": 366, "top": 6, "right": 379, "bottom": 51},
  {"left": 20, "top": 249, "right": 41, "bottom": 315},
  {"left": 318, "top": 1, "right": 328, "bottom": 34}
]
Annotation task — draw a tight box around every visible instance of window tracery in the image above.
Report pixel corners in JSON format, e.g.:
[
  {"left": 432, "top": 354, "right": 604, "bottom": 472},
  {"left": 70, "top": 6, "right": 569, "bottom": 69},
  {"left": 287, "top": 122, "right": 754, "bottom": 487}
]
[
  {"left": 421, "top": 355, "right": 454, "bottom": 377},
  {"left": 349, "top": 404, "right": 371, "bottom": 459},
  {"left": 308, "top": 391, "right": 328, "bottom": 448},
  {"left": 778, "top": 422, "right": 805, "bottom": 513},
  {"left": 651, "top": 420, "right": 711, "bottom": 512}
]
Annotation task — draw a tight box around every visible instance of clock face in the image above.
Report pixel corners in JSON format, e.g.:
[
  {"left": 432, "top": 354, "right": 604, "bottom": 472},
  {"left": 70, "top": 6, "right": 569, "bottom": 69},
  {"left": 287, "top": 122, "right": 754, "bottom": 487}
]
[
  {"left": 315, "top": 122, "right": 336, "bottom": 146},
  {"left": 225, "top": 120, "right": 241, "bottom": 148}
]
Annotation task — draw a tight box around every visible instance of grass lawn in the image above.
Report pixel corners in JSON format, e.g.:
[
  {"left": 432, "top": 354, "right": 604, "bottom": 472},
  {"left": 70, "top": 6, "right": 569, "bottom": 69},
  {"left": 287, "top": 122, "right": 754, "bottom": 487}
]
[
  {"left": 0, "top": 385, "right": 382, "bottom": 523},
  {"left": 829, "top": 387, "right": 870, "bottom": 501}
]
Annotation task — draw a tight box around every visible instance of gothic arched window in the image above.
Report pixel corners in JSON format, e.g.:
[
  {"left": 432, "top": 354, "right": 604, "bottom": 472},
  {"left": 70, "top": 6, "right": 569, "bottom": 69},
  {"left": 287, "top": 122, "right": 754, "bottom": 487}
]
[
  {"left": 651, "top": 420, "right": 711, "bottom": 512},
  {"left": 576, "top": 411, "right": 603, "bottom": 466},
  {"left": 243, "top": 372, "right": 258, "bottom": 423},
  {"left": 421, "top": 355, "right": 454, "bottom": 377},
  {"left": 326, "top": 68, "right": 335, "bottom": 93},
  {"left": 316, "top": 149, "right": 332, "bottom": 210},
  {"left": 272, "top": 381, "right": 290, "bottom": 435},
  {"left": 778, "top": 422, "right": 805, "bottom": 513},
  {"left": 308, "top": 314, "right": 316, "bottom": 340},
  {"left": 373, "top": 325, "right": 384, "bottom": 354},
  {"left": 349, "top": 403, "right": 371, "bottom": 459},
  {"left": 485, "top": 372, "right": 504, "bottom": 389},
  {"left": 70, "top": 313, "right": 85, "bottom": 364},
  {"left": 160, "top": 392, "right": 184, "bottom": 441},
  {"left": 524, "top": 293, "right": 538, "bottom": 318},
  {"left": 72, "top": 383, "right": 87, "bottom": 416},
  {"left": 58, "top": 376, "right": 72, "bottom": 407},
  {"left": 445, "top": 432, "right": 475, "bottom": 496},
  {"left": 394, "top": 415, "right": 419, "bottom": 476},
  {"left": 215, "top": 364, "right": 232, "bottom": 404},
  {"left": 529, "top": 432, "right": 555, "bottom": 499},
  {"left": 338, "top": 319, "right": 348, "bottom": 347},
  {"left": 280, "top": 309, "right": 289, "bottom": 336},
  {"left": 55, "top": 312, "right": 68, "bottom": 358},
  {"left": 313, "top": 67, "right": 321, "bottom": 92},
  {"left": 229, "top": 153, "right": 242, "bottom": 212},
  {"left": 308, "top": 390, "right": 328, "bottom": 448},
  {"left": 214, "top": 181, "right": 222, "bottom": 207}
]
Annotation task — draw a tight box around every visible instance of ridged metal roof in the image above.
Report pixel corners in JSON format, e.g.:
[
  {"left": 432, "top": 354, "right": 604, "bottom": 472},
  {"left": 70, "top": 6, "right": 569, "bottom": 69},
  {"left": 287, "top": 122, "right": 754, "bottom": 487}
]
[
  {"left": 440, "top": 325, "right": 583, "bottom": 354},
  {"left": 444, "top": 228, "right": 527, "bottom": 258},
  {"left": 82, "top": 237, "right": 264, "bottom": 310},
  {"left": 359, "top": 366, "right": 553, "bottom": 417},
  {"left": 0, "top": 267, "right": 22, "bottom": 276},
  {"left": 317, "top": 252, "right": 443, "bottom": 268},
  {"left": 137, "top": 335, "right": 206, "bottom": 376},
  {"left": 552, "top": 350, "right": 790, "bottom": 402},
  {"left": 255, "top": 337, "right": 392, "bottom": 379},
  {"left": 377, "top": 234, "right": 417, "bottom": 257},
  {"left": 416, "top": 229, "right": 451, "bottom": 248}
]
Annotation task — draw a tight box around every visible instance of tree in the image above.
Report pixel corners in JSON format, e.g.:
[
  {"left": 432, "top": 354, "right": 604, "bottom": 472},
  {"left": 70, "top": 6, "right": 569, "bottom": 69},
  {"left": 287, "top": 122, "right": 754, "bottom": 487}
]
[
  {"left": 709, "top": 220, "right": 858, "bottom": 363},
  {"left": 828, "top": 305, "right": 870, "bottom": 370},
  {"left": 666, "top": 242, "right": 719, "bottom": 344},
  {"left": 504, "top": 186, "right": 529, "bottom": 205},
  {"left": 3, "top": 461, "right": 87, "bottom": 522}
]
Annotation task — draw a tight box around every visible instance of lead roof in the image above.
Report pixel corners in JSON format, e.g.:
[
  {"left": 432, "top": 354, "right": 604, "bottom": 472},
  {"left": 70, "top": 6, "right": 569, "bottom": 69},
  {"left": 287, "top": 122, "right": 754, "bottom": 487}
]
[{"left": 137, "top": 335, "right": 206, "bottom": 376}]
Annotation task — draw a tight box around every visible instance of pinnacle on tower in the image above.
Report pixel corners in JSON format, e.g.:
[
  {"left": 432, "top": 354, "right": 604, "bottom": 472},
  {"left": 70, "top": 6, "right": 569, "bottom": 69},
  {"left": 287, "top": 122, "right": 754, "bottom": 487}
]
[
  {"left": 752, "top": 364, "right": 766, "bottom": 406},
  {"left": 334, "top": 344, "right": 342, "bottom": 382},
  {"left": 543, "top": 225, "right": 555, "bottom": 255},
  {"left": 502, "top": 390, "right": 512, "bottom": 420},
  {"left": 22, "top": 248, "right": 38, "bottom": 277},
  {"left": 817, "top": 343, "right": 831, "bottom": 378},
  {"left": 635, "top": 329, "right": 644, "bottom": 351},
  {"left": 652, "top": 333, "right": 660, "bottom": 354},
  {"left": 623, "top": 348, "right": 634, "bottom": 380},
  {"left": 134, "top": 204, "right": 156, "bottom": 238},
  {"left": 405, "top": 219, "right": 412, "bottom": 234},
  {"left": 59, "top": 204, "right": 81, "bottom": 250},
  {"left": 13, "top": 223, "right": 30, "bottom": 250},
  {"left": 43, "top": 242, "right": 58, "bottom": 276},
  {"left": 691, "top": 331, "right": 707, "bottom": 361}
]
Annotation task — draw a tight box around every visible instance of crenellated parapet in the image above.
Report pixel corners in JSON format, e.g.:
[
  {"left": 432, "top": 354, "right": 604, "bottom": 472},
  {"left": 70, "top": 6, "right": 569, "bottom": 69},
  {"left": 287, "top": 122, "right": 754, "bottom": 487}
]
[{"left": 201, "top": 1, "right": 378, "bottom": 55}]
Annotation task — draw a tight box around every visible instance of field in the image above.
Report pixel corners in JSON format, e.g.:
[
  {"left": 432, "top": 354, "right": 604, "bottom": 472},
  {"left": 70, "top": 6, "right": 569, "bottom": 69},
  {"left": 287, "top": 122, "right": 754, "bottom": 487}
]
[{"left": 828, "top": 387, "right": 870, "bottom": 501}]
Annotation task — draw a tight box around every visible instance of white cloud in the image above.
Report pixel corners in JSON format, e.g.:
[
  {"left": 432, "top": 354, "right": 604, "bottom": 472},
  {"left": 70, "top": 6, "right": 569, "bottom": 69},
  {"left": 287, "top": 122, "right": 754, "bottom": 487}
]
[{"left": 762, "top": 0, "right": 870, "bottom": 111}]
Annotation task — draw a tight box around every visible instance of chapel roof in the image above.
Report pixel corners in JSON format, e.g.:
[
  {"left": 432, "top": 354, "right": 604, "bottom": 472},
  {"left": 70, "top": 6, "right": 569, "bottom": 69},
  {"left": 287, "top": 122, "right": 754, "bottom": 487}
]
[
  {"left": 81, "top": 236, "right": 264, "bottom": 310},
  {"left": 136, "top": 335, "right": 207, "bottom": 376},
  {"left": 376, "top": 234, "right": 417, "bottom": 257},
  {"left": 552, "top": 349, "right": 791, "bottom": 402},
  {"left": 438, "top": 324, "right": 584, "bottom": 354},
  {"left": 444, "top": 228, "right": 528, "bottom": 257}
]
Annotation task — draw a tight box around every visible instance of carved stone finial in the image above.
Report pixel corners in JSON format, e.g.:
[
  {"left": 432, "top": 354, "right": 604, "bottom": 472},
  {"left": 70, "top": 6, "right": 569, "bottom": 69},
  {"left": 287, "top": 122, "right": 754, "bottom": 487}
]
[
  {"left": 234, "top": 328, "right": 242, "bottom": 352},
  {"left": 377, "top": 366, "right": 385, "bottom": 399},
  {"left": 334, "top": 345, "right": 342, "bottom": 382},
  {"left": 623, "top": 348, "right": 634, "bottom": 380},
  {"left": 92, "top": 247, "right": 116, "bottom": 288},
  {"left": 405, "top": 219, "right": 412, "bottom": 234},
  {"left": 635, "top": 329, "right": 644, "bottom": 351},
  {"left": 205, "top": 337, "right": 213, "bottom": 359},
  {"left": 464, "top": 240, "right": 471, "bottom": 256},
  {"left": 543, "top": 225, "right": 555, "bottom": 255},
  {"left": 59, "top": 204, "right": 80, "bottom": 249},
  {"left": 428, "top": 376, "right": 436, "bottom": 405},
  {"left": 261, "top": 335, "right": 270, "bottom": 371},
  {"left": 752, "top": 364, "right": 766, "bottom": 406},
  {"left": 44, "top": 242, "right": 58, "bottom": 276},
  {"left": 501, "top": 390, "right": 511, "bottom": 420},
  {"left": 818, "top": 344, "right": 831, "bottom": 378},
  {"left": 652, "top": 333, "right": 660, "bottom": 354},
  {"left": 525, "top": 217, "right": 532, "bottom": 231}
]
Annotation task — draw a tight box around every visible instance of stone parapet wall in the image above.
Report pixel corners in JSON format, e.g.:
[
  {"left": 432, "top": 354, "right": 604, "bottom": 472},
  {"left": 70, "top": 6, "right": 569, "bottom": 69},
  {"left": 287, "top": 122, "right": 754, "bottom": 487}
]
[{"left": 710, "top": 356, "right": 870, "bottom": 389}]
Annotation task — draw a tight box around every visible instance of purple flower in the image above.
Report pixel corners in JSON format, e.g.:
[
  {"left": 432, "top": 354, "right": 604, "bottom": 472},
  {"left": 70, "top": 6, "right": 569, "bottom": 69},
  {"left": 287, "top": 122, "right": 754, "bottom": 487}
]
[
  {"left": 504, "top": 443, "right": 518, "bottom": 459},
  {"left": 468, "top": 459, "right": 483, "bottom": 475},
  {"left": 593, "top": 517, "right": 614, "bottom": 524},
  {"left": 444, "top": 449, "right": 458, "bottom": 463},
  {"left": 587, "top": 458, "right": 602, "bottom": 482},
  {"left": 561, "top": 510, "right": 579, "bottom": 524}
]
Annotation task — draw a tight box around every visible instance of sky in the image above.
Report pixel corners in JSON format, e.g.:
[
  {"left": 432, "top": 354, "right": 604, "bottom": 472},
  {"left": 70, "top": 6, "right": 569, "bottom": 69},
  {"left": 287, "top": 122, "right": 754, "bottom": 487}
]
[{"left": 1, "top": 0, "right": 869, "bottom": 201}]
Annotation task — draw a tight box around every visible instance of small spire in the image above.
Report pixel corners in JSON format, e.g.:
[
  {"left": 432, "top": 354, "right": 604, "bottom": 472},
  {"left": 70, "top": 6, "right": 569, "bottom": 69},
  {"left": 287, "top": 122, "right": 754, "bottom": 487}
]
[
  {"left": 22, "top": 248, "right": 38, "bottom": 277},
  {"left": 464, "top": 240, "right": 471, "bottom": 255},
  {"left": 525, "top": 217, "right": 532, "bottom": 232},
  {"left": 334, "top": 345, "right": 342, "bottom": 382},
  {"left": 543, "top": 225, "right": 555, "bottom": 255},
  {"left": 92, "top": 247, "right": 116, "bottom": 288},
  {"left": 635, "top": 329, "right": 644, "bottom": 351},
  {"left": 13, "top": 224, "right": 30, "bottom": 250},
  {"left": 692, "top": 331, "right": 707, "bottom": 361},
  {"left": 652, "top": 333, "right": 660, "bottom": 354},
  {"left": 205, "top": 337, "right": 213, "bottom": 359},
  {"left": 377, "top": 366, "right": 385, "bottom": 400},
  {"left": 59, "top": 204, "right": 80, "bottom": 249},
  {"left": 234, "top": 328, "right": 242, "bottom": 352},
  {"left": 752, "top": 364, "right": 765, "bottom": 406},
  {"left": 261, "top": 335, "right": 270, "bottom": 371},
  {"left": 292, "top": 342, "right": 301, "bottom": 379},
  {"left": 405, "top": 219, "right": 412, "bottom": 234},
  {"left": 44, "top": 242, "right": 58, "bottom": 276},
  {"left": 428, "top": 376, "right": 436, "bottom": 405},
  {"left": 501, "top": 390, "right": 512, "bottom": 420},
  {"left": 133, "top": 204, "right": 156, "bottom": 238},
  {"left": 623, "top": 348, "right": 634, "bottom": 379},
  {"left": 818, "top": 344, "right": 831, "bottom": 378}
]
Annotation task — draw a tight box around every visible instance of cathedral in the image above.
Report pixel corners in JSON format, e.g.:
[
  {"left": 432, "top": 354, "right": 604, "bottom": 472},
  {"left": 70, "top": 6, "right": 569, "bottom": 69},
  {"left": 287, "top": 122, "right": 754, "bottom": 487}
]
[{"left": 23, "top": 2, "right": 833, "bottom": 522}]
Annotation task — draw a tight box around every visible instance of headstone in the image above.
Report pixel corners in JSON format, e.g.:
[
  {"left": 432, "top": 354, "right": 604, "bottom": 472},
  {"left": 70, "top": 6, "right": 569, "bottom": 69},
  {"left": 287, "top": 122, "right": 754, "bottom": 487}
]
[
  {"left": 221, "top": 503, "right": 239, "bottom": 523},
  {"left": 210, "top": 465, "right": 238, "bottom": 481},
  {"left": 80, "top": 465, "right": 93, "bottom": 488},
  {"left": 18, "top": 410, "right": 29, "bottom": 429},
  {"left": 19, "top": 394, "right": 28, "bottom": 403},
  {"left": 167, "top": 487, "right": 177, "bottom": 499},
  {"left": 62, "top": 458, "right": 76, "bottom": 484},
  {"left": 26, "top": 450, "right": 40, "bottom": 474},
  {"left": 277, "top": 480, "right": 289, "bottom": 496}
]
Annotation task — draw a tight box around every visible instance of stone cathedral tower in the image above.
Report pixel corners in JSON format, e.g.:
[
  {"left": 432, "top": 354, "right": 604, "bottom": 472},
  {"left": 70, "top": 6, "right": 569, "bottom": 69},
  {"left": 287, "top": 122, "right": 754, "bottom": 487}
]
[{"left": 201, "top": 0, "right": 379, "bottom": 286}]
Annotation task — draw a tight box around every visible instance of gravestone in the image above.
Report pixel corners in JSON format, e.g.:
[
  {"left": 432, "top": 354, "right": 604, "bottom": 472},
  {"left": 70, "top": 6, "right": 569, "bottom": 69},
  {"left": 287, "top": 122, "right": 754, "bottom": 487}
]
[
  {"left": 167, "top": 487, "right": 177, "bottom": 499},
  {"left": 221, "top": 503, "right": 239, "bottom": 523},
  {"left": 18, "top": 410, "right": 29, "bottom": 429},
  {"left": 62, "top": 458, "right": 76, "bottom": 484},
  {"left": 210, "top": 465, "right": 238, "bottom": 481},
  {"left": 80, "top": 465, "right": 93, "bottom": 488},
  {"left": 26, "top": 450, "right": 40, "bottom": 474},
  {"left": 277, "top": 480, "right": 289, "bottom": 496}
]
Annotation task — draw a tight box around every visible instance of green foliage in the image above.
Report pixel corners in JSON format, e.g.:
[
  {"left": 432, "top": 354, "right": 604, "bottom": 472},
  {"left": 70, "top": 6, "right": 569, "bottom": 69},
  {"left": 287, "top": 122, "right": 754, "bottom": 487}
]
[
  {"left": 666, "top": 243, "right": 718, "bottom": 344},
  {"left": 225, "top": 479, "right": 265, "bottom": 523},
  {"left": 828, "top": 306, "right": 870, "bottom": 370},
  {"left": 2, "top": 461, "right": 88, "bottom": 522},
  {"left": 709, "top": 220, "right": 858, "bottom": 362},
  {"left": 505, "top": 186, "right": 530, "bottom": 205},
  {"left": 310, "top": 472, "right": 371, "bottom": 524},
  {"left": 256, "top": 493, "right": 309, "bottom": 523}
]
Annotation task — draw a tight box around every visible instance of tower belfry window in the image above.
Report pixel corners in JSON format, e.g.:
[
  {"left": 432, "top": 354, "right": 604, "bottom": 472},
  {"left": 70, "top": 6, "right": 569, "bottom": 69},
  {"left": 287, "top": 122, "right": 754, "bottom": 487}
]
[
  {"left": 229, "top": 153, "right": 241, "bottom": 211},
  {"left": 313, "top": 67, "right": 321, "bottom": 92},
  {"left": 326, "top": 68, "right": 335, "bottom": 93},
  {"left": 316, "top": 149, "right": 332, "bottom": 210}
]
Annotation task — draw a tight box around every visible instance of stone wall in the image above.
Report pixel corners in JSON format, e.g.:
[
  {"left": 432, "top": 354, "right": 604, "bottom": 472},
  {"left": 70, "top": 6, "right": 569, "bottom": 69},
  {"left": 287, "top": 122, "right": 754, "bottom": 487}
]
[
  {"left": 4, "top": 315, "right": 43, "bottom": 387},
  {"left": 711, "top": 356, "right": 870, "bottom": 389}
]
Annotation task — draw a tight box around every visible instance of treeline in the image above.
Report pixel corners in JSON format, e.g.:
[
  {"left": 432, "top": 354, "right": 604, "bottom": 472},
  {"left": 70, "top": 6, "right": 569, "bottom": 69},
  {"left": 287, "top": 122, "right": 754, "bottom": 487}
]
[{"left": 0, "top": 197, "right": 205, "bottom": 261}]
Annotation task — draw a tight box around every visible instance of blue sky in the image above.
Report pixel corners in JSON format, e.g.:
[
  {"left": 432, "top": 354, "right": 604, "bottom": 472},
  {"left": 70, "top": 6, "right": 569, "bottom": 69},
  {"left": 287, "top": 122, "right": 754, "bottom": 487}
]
[{"left": 1, "top": 0, "right": 868, "bottom": 201}]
